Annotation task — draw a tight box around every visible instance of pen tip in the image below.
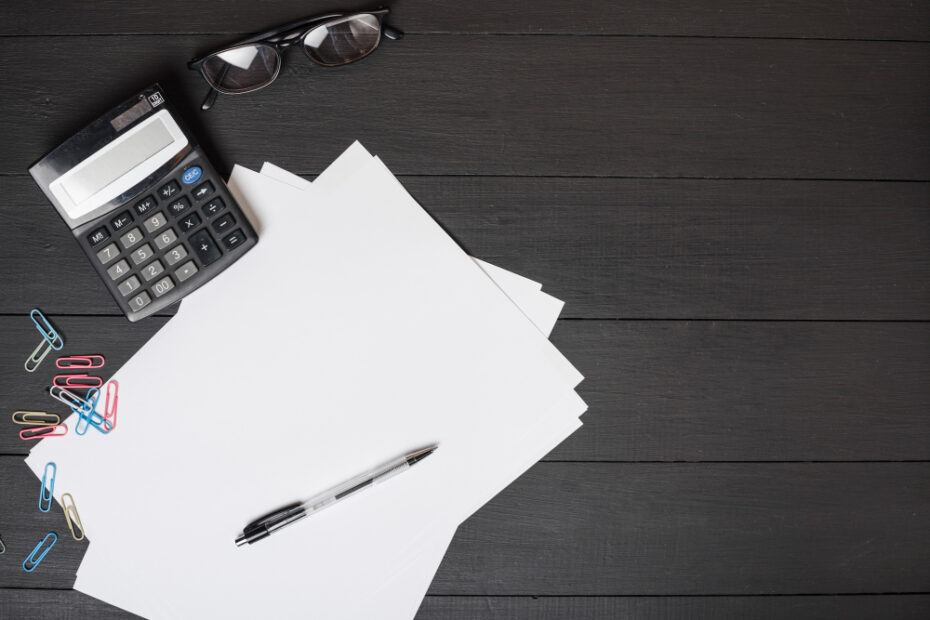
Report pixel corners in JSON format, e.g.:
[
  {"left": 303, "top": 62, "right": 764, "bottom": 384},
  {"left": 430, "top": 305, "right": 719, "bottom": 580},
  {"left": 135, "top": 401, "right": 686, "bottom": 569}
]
[{"left": 407, "top": 445, "right": 437, "bottom": 466}]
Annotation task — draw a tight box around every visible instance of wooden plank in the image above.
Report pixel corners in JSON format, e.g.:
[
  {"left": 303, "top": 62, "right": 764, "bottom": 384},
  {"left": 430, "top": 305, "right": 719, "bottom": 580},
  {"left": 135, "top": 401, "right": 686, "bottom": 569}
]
[
  {"left": 1, "top": 0, "right": 926, "bottom": 39},
  {"left": 1, "top": 592, "right": 928, "bottom": 620},
  {"left": 0, "top": 589, "right": 138, "bottom": 619},
  {"left": 1, "top": 177, "right": 927, "bottom": 319},
  {"left": 415, "top": 595, "right": 930, "bottom": 620},
  {"left": 427, "top": 463, "right": 930, "bottom": 594},
  {"left": 1, "top": 37, "right": 927, "bottom": 179},
  {"left": 2, "top": 318, "right": 927, "bottom": 460}
]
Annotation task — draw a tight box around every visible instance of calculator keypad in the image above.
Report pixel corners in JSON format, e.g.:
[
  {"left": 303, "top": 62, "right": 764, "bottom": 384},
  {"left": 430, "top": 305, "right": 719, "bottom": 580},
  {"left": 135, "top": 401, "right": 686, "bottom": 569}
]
[{"left": 78, "top": 158, "right": 253, "bottom": 320}]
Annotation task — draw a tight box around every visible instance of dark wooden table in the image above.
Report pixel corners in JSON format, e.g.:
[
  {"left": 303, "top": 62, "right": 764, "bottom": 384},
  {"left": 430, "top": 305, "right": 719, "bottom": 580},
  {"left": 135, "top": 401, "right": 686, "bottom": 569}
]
[{"left": 1, "top": 1, "right": 928, "bottom": 618}]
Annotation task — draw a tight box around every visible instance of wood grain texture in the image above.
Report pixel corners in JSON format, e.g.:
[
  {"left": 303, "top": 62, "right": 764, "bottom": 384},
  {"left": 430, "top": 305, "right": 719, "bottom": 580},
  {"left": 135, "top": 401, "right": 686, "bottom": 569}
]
[
  {"left": 0, "top": 590, "right": 137, "bottom": 619},
  {"left": 427, "top": 463, "right": 930, "bottom": 595},
  {"left": 1, "top": 37, "right": 927, "bottom": 179},
  {"left": 414, "top": 595, "right": 930, "bottom": 620},
  {"left": 1, "top": 0, "right": 928, "bottom": 39},
  {"left": 1, "top": 177, "right": 927, "bottom": 319},
  {"left": 2, "top": 318, "right": 928, "bottom": 461}
]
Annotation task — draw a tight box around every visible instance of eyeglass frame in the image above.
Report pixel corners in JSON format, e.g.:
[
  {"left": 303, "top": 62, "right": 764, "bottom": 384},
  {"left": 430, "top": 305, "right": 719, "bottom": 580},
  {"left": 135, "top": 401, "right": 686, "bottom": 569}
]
[{"left": 188, "top": 8, "right": 403, "bottom": 111}]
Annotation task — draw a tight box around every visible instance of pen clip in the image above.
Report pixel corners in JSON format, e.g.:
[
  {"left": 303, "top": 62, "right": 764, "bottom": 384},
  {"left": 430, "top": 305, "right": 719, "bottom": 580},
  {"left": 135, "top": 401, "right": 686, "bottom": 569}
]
[{"left": 245, "top": 501, "right": 304, "bottom": 530}]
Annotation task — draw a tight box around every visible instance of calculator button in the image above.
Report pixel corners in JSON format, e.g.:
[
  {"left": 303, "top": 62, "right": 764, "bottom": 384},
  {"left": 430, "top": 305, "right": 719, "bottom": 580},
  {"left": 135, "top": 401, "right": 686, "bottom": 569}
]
[
  {"left": 165, "top": 244, "right": 188, "bottom": 266},
  {"left": 141, "top": 260, "right": 165, "bottom": 282},
  {"left": 96, "top": 243, "right": 119, "bottom": 264},
  {"left": 106, "top": 259, "right": 131, "bottom": 280},
  {"left": 87, "top": 226, "right": 109, "bottom": 247},
  {"left": 189, "top": 229, "right": 222, "bottom": 266},
  {"left": 158, "top": 181, "right": 180, "bottom": 201},
  {"left": 143, "top": 212, "right": 168, "bottom": 233},
  {"left": 117, "top": 275, "right": 142, "bottom": 297},
  {"left": 223, "top": 229, "right": 246, "bottom": 250},
  {"left": 176, "top": 260, "right": 199, "bottom": 282},
  {"left": 167, "top": 196, "right": 192, "bottom": 217},
  {"left": 212, "top": 213, "right": 235, "bottom": 234},
  {"left": 152, "top": 276, "right": 175, "bottom": 298},
  {"left": 128, "top": 291, "right": 152, "bottom": 312},
  {"left": 110, "top": 211, "right": 133, "bottom": 231},
  {"left": 202, "top": 198, "right": 226, "bottom": 218},
  {"left": 154, "top": 228, "right": 178, "bottom": 250},
  {"left": 192, "top": 182, "right": 214, "bottom": 201},
  {"left": 180, "top": 213, "right": 202, "bottom": 233},
  {"left": 182, "top": 166, "right": 202, "bottom": 185},
  {"left": 134, "top": 195, "right": 158, "bottom": 216},
  {"left": 119, "top": 227, "right": 144, "bottom": 249},
  {"left": 130, "top": 243, "right": 154, "bottom": 265}
]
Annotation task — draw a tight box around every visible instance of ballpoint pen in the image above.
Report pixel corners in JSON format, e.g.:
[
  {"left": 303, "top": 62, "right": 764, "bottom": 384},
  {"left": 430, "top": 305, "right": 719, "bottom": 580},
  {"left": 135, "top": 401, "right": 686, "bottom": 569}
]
[{"left": 235, "top": 445, "right": 438, "bottom": 547}]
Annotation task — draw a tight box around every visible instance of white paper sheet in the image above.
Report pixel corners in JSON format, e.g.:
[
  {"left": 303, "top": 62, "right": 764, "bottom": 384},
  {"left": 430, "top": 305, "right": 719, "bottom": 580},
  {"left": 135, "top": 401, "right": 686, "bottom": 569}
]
[{"left": 27, "top": 151, "right": 586, "bottom": 619}]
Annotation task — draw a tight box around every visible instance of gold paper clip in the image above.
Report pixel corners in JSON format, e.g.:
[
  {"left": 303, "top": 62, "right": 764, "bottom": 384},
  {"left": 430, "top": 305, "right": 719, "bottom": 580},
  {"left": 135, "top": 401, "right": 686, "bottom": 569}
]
[
  {"left": 62, "top": 493, "right": 86, "bottom": 541},
  {"left": 12, "top": 411, "right": 61, "bottom": 426}
]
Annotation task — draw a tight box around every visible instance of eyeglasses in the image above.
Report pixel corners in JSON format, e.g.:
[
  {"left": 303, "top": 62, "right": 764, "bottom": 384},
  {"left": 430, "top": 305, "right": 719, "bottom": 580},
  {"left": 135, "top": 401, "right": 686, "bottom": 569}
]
[{"left": 188, "top": 8, "right": 403, "bottom": 111}]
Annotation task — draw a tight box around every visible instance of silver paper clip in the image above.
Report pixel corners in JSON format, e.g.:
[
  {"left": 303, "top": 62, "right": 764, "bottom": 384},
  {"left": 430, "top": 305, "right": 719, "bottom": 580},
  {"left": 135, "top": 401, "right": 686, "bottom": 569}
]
[
  {"left": 39, "top": 462, "right": 56, "bottom": 513},
  {"left": 23, "top": 532, "right": 57, "bottom": 572},
  {"left": 62, "top": 493, "right": 86, "bottom": 541},
  {"left": 0, "top": 532, "right": 5, "bottom": 554}
]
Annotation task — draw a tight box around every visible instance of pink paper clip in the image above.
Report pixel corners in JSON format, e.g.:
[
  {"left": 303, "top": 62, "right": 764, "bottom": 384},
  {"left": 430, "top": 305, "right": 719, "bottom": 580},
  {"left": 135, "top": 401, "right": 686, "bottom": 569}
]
[
  {"left": 102, "top": 380, "right": 119, "bottom": 431},
  {"left": 53, "top": 374, "right": 104, "bottom": 389},
  {"left": 20, "top": 425, "right": 69, "bottom": 440},
  {"left": 56, "top": 355, "right": 105, "bottom": 369}
]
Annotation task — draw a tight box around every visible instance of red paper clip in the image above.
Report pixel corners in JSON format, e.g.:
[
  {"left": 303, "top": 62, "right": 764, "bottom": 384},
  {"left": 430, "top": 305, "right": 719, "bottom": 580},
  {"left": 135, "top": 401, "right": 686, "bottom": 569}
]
[
  {"left": 102, "top": 380, "right": 119, "bottom": 431},
  {"left": 53, "top": 374, "right": 104, "bottom": 389},
  {"left": 20, "top": 425, "right": 69, "bottom": 440},
  {"left": 56, "top": 355, "right": 105, "bottom": 369}
]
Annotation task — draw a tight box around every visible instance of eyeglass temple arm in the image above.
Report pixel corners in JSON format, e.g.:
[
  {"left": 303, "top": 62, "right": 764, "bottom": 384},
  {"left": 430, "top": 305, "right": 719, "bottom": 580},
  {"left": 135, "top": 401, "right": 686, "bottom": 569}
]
[{"left": 200, "top": 87, "right": 220, "bottom": 111}]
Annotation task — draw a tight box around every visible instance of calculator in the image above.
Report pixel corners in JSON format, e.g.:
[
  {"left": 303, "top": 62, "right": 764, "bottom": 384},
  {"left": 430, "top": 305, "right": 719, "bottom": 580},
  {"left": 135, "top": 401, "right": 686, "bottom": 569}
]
[{"left": 29, "top": 84, "right": 257, "bottom": 321}]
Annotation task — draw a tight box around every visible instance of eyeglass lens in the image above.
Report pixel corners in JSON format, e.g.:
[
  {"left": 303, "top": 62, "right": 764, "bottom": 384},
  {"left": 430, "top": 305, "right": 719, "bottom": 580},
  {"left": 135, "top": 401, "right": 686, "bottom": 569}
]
[
  {"left": 202, "top": 44, "right": 281, "bottom": 94},
  {"left": 303, "top": 14, "right": 382, "bottom": 66}
]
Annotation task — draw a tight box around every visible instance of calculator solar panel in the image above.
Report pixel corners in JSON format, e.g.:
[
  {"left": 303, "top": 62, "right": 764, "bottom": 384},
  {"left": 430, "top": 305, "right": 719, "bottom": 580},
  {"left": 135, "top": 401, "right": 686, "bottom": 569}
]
[{"left": 29, "top": 85, "right": 257, "bottom": 321}]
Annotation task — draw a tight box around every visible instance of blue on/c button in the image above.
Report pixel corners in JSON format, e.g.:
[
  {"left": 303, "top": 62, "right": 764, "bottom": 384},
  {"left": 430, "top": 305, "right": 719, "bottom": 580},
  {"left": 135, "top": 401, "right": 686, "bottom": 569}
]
[{"left": 182, "top": 167, "right": 202, "bottom": 184}]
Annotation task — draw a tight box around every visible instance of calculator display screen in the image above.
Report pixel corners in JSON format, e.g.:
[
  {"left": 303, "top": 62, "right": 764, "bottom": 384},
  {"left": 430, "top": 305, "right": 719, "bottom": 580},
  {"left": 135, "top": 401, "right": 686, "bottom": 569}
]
[{"left": 60, "top": 118, "right": 174, "bottom": 209}]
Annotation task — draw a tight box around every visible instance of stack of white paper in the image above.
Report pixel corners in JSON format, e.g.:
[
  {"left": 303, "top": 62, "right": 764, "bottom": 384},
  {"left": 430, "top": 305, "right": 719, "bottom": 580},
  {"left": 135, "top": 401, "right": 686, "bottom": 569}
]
[{"left": 26, "top": 142, "right": 586, "bottom": 619}]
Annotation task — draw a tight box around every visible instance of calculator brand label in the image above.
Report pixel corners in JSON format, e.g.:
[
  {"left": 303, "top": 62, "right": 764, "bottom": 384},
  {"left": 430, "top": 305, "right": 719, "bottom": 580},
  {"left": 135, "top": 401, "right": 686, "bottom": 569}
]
[{"left": 182, "top": 167, "right": 202, "bottom": 184}]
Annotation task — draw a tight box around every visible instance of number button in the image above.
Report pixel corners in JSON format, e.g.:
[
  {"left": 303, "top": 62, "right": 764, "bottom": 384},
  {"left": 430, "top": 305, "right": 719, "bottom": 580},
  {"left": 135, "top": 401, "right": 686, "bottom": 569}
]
[
  {"left": 96, "top": 243, "right": 119, "bottom": 265},
  {"left": 117, "top": 275, "right": 142, "bottom": 297},
  {"left": 128, "top": 291, "right": 152, "bottom": 312},
  {"left": 110, "top": 211, "right": 133, "bottom": 231},
  {"left": 165, "top": 244, "right": 188, "bottom": 266},
  {"left": 152, "top": 276, "right": 175, "bottom": 298},
  {"left": 106, "top": 259, "right": 131, "bottom": 280},
  {"left": 212, "top": 213, "right": 235, "bottom": 234},
  {"left": 182, "top": 166, "right": 202, "bottom": 184},
  {"left": 154, "top": 228, "right": 178, "bottom": 250},
  {"left": 130, "top": 243, "right": 154, "bottom": 265},
  {"left": 87, "top": 226, "right": 109, "bottom": 247},
  {"left": 176, "top": 261, "right": 199, "bottom": 282},
  {"left": 119, "top": 227, "right": 144, "bottom": 249},
  {"left": 223, "top": 229, "right": 246, "bottom": 250},
  {"left": 180, "top": 212, "right": 201, "bottom": 233},
  {"left": 202, "top": 198, "right": 225, "bottom": 218},
  {"left": 192, "top": 182, "right": 214, "bottom": 201},
  {"left": 134, "top": 195, "right": 157, "bottom": 216},
  {"left": 188, "top": 229, "right": 222, "bottom": 266},
  {"left": 143, "top": 212, "right": 168, "bottom": 233},
  {"left": 141, "top": 260, "right": 165, "bottom": 282},
  {"left": 158, "top": 181, "right": 180, "bottom": 200},
  {"left": 167, "top": 196, "right": 191, "bottom": 216}
]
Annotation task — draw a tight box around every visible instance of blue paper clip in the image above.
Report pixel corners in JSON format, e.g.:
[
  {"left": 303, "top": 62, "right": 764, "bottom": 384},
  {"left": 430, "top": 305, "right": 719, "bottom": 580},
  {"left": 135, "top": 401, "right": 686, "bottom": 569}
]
[
  {"left": 30, "top": 309, "right": 64, "bottom": 350},
  {"left": 74, "top": 388, "right": 109, "bottom": 436},
  {"left": 23, "top": 532, "right": 57, "bottom": 572},
  {"left": 39, "top": 462, "right": 56, "bottom": 513}
]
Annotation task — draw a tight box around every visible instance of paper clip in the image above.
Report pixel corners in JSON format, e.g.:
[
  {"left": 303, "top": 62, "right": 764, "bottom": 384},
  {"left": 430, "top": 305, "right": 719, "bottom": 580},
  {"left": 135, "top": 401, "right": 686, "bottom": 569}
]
[
  {"left": 74, "top": 388, "right": 109, "bottom": 436},
  {"left": 53, "top": 374, "right": 104, "bottom": 389},
  {"left": 56, "top": 354, "right": 105, "bottom": 369},
  {"left": 39, "top": 462, "right": 56, "bottom": 513},
  {"left": 25, "top": 309, "right": 64, "bottom": 373},
  {"left": 0, "top": 533, "right": 6, "bottom": 554},
  {"left": 102, "top": 380, "right": 119, "bottom": 432},
  {"left": 23, "top": 532, "right": 57, "bottom": 572},
  {"left": 62, "top": 493, "right": 86, "bottom": 541},
  {"left": 49, "top": 385, "right": 93, "bottom": 411},
  {"left": 25, "top": 339, "right": 53, "bottom": 373},
  {"left": 20, "top": 425, "right": 69, "bottom": 440},
  {"left": 12, "top": 411, "right": 61, "bottom": 426}
]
